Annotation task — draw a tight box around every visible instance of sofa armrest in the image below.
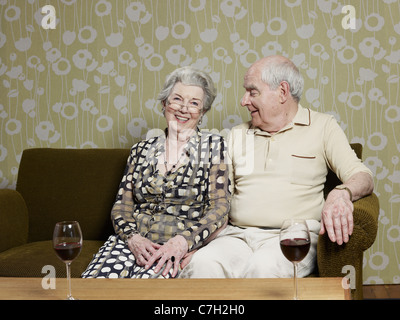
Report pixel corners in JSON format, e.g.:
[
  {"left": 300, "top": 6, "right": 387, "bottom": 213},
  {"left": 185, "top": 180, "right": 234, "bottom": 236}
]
[
  {"left": 350, "top": 192, "right": 380, "bottom": 250},
  {"left": 317, "top": 192, "right": 379, "bottom": 299},
  {"left": 317, "top": 193, "right": 379, "bottom": 274},
  {"left": 0, "top": 189, "right": 29, "bottom": 253}
]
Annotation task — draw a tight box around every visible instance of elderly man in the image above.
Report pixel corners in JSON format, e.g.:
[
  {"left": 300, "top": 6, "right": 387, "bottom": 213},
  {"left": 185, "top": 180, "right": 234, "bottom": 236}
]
[{"left": 179, "top": 55, "right": 373, "bottom": 278}]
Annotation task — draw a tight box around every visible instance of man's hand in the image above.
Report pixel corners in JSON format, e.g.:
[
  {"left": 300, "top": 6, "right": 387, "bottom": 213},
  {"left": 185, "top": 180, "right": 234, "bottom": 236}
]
[
  {"left": 180, "top": 250, "right": 197, "bottom": 269},
  {"left": 320, "top": 188, "right": 354, "bottom": 245},
  {"left": 320, "top": 172, "right": 374, "bottom": 245}
]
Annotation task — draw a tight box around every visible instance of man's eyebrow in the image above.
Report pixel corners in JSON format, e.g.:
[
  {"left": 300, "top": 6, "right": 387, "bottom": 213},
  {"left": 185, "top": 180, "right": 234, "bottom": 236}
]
[{"left": 243, "top": 84, "right": 259, "bottom": 91}]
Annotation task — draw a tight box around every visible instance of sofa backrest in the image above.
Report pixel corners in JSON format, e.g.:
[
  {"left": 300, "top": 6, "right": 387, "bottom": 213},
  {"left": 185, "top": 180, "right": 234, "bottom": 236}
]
[
  {"left": 16, "top": 148, "right": 130, "bottom": 242},
  {"left": 16, "top": 144, "right": 362, "bottom": 242}
]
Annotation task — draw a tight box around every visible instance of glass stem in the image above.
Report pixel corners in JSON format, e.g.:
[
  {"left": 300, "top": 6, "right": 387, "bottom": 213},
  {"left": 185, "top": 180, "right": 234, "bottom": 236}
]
[
  {"left": 66, "top": 262, "right": 73, "bottom": 300},
  {"left": 293, "top": 262, "right": 298, "bottom": 300}
]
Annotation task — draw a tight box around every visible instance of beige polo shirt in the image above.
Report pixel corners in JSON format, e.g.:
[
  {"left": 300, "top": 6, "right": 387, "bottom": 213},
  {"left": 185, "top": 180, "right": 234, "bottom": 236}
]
[{"left": 227, "top": 105, "right": 372, "bottom": 229}]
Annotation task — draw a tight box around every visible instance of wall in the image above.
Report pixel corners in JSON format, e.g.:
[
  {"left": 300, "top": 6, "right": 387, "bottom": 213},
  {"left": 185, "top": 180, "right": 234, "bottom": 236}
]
[{"left": 0, "top": 0, "right": 399, "bottom": 284}]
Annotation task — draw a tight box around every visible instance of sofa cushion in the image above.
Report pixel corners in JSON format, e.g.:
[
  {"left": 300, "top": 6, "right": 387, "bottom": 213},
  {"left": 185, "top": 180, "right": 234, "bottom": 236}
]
[
  {"left": 16, "top": 148, "right": 130, "bottom": 242},
  {"left": 0, "top": 240, "right": 104, "bottom": 278}
]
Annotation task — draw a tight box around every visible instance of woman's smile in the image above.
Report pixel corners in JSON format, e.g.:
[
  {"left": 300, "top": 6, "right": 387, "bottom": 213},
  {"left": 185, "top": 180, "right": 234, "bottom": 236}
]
[{"left": 174, "top": 114, "right": 190, "bottom": 123}]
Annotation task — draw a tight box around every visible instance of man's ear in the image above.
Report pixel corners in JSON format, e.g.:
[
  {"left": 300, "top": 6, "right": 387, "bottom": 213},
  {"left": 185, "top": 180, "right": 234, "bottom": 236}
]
[{"left": 279, "top": 81, "right": 290, "bottom": 103}]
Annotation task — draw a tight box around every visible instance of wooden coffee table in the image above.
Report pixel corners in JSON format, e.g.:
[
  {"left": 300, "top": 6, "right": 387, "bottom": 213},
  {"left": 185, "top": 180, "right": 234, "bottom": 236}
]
[{"left": 0, "top": 277, "right": 349, "bottom": 300}]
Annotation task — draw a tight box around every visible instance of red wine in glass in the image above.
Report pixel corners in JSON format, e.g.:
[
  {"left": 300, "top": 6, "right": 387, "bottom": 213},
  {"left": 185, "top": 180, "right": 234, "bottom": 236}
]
[
  {"left": 53, "top": 221, "right": 82, "bottom": 300},
  {"left": 54, "top": 242, "right": 82, "bottom": 262},
  {"left": 280, "top": 238, "right": 310, "bottom": 263},
  {"left": 279, "top": 219, "right": 311, "bottom": 300}
]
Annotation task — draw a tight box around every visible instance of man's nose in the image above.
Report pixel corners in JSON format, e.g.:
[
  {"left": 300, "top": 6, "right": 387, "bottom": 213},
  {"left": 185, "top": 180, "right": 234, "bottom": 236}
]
[{"left": 241, "top": 92, "right": 250, "bottom": 107}]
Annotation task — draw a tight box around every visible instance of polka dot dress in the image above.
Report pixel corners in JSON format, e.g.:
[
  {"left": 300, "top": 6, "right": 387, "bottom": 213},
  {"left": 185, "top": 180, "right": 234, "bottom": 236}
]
[
  {"left": 82, "top": 130, "right": 231, "bottom": 278},
  {"left": 81, "top": 235, "right": 173, "bottom": 278}
]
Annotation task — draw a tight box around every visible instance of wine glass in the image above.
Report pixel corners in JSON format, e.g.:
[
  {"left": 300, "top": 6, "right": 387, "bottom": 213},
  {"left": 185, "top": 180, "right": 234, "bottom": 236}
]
[
  {"left": 279, "top": 219, "right": 311, "bottom": 300},
  {"left": 53, "top": 221, "right": 83, "bottom": 300}
]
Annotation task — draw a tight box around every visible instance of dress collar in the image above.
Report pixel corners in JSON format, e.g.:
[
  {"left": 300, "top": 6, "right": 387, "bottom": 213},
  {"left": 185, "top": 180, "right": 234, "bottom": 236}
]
[{"left": 153, "top": 127, "right": 201, "bottom": 159}]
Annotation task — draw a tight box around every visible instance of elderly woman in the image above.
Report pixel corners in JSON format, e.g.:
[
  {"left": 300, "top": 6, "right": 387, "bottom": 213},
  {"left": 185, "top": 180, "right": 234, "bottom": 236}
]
[{"left": 82, "top": 67, "right": 230, "bottom": 278}]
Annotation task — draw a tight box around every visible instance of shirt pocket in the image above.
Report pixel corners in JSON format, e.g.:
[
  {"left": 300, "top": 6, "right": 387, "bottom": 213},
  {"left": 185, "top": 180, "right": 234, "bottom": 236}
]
[{"left": 290, "top": 154, "right": 318, "bottom": 186}]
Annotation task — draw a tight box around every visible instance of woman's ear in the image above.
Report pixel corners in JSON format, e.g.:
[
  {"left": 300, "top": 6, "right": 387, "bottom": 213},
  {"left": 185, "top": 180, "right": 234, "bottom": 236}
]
[{"left": 162, "top": 101, "right": 166, "bottom": 116}]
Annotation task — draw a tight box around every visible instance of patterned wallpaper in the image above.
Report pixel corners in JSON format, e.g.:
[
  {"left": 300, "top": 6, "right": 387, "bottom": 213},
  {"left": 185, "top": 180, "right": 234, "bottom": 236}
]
[{"left": 0, "top": 0, "right": 399, "bottom": 284}]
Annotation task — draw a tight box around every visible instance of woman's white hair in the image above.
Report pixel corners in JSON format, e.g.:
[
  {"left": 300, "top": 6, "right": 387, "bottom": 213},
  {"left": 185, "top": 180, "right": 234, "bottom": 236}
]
[{"left": 158, "top": 66, "right": 216, "bottom": 113}]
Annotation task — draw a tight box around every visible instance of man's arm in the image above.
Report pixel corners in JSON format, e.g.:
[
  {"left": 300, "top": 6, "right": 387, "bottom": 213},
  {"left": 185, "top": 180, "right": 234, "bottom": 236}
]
[{"left": 320, "top": 171, "right": 374, "bottom": 245}]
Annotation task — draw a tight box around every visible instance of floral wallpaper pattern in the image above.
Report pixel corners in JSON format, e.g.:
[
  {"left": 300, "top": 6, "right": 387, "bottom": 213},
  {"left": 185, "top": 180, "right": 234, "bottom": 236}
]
[{"left": 0, "top": 0, "right": 399, "bottom": 284}]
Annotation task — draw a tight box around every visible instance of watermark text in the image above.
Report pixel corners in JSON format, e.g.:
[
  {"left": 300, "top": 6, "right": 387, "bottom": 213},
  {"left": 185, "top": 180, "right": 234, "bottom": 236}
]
[
  {"left": 41, "top": 5, "right": 56, "bottom": 30},
  {"left": 41, "top": 265, "right": 56, "bottom": 289}
]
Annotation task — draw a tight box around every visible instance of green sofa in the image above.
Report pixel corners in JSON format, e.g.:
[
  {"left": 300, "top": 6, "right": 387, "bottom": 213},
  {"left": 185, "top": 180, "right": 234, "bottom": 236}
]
[
  {"left": 0, "top": 145, "right": 379, "bottom": 299},
  {"left": 0, "top": 148, "right": 129, "bottom": 279}
]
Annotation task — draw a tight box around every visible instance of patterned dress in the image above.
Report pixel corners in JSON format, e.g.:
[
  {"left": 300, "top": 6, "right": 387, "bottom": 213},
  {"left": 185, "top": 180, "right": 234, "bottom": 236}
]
[{"left": 82, "top": 129, "right": 231, "bottom": 278}]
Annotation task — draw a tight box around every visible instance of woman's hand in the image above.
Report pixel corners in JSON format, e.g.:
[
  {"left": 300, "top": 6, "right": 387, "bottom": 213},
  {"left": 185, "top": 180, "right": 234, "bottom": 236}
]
[
  {"left": 145, "top": 235, "right": 189, "bottom": 278},
  {"left": 127, "top": 234, "right": 161, "bottom": 266}
]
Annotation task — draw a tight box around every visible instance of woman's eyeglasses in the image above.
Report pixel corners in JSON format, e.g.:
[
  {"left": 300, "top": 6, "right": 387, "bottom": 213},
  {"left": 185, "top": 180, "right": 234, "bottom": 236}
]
[{"left": 167, "top": 98, "right": 203, "bottom": 114}]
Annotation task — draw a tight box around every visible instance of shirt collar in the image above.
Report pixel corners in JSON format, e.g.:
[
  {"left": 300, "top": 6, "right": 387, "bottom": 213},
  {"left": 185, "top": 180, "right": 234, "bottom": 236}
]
[
  {"left": 292, "top": 104, "right": 311, "bottom": 126},
  {"left": 248, "top": 104, "right": 311, "bottom": 136}
]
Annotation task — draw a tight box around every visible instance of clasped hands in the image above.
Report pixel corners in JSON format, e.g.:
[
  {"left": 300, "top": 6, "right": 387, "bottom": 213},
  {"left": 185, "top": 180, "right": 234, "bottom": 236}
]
[
  {"left": 127, "top": 234, "right": 193, "bottom": 278},
  {"left": 320, "top": 188, "right": 354, "bottom": 245}
]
